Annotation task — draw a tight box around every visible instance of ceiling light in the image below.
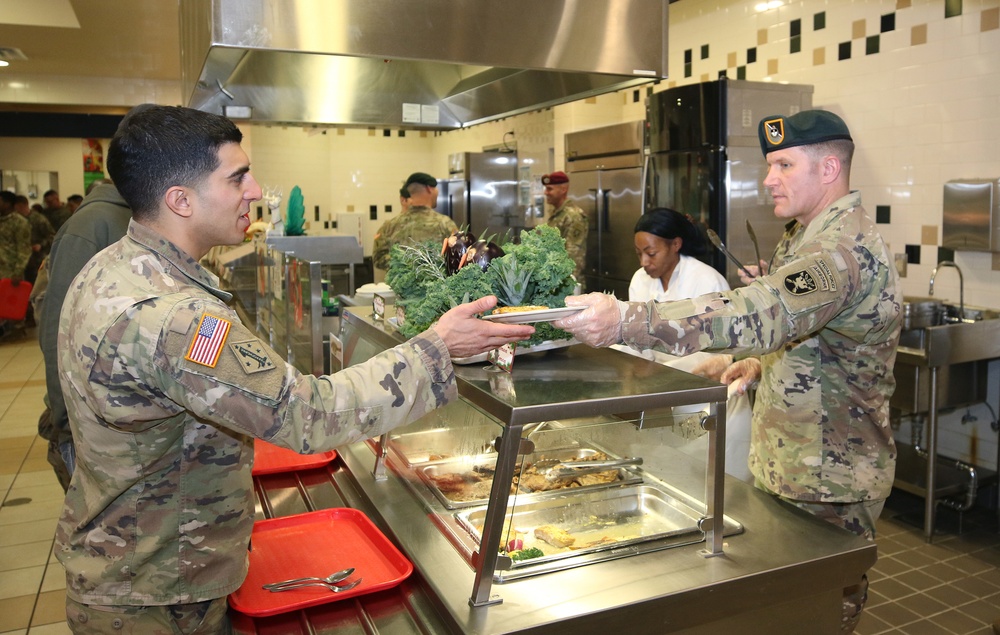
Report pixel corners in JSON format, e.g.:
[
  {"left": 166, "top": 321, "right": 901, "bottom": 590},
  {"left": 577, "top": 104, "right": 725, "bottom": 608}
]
[
  {"left": 754, "top": 1, "right": 784, "bottom": 11},
  {"left": 0, "top": 60, "right": 8, "bottom": 67}
]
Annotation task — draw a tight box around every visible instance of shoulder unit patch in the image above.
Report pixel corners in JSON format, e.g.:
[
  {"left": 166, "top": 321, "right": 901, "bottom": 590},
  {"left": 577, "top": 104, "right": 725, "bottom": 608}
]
[{"left": 229, "top": 339, "right": 277, "bottom": 374}]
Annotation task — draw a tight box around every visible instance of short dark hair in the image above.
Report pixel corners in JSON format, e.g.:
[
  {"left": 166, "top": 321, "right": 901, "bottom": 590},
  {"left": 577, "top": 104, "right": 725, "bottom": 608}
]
[
  {"left": 108, "top": 105, "right": 243, "bottom": 220},
  {"left": 0, "top": 191, "right": 17, "bottom": 206},
  {"left": 14, "top": 195, "right": 28, "bottom": 205},
  {"left": 43, "top": 189, "right": 58, "bottom": 198},
  {"left": 634, "top": 208, "right": 708, "bottom": 257},
  {"left": 68, "top": 194, "right": 84, "bottom": 204}
]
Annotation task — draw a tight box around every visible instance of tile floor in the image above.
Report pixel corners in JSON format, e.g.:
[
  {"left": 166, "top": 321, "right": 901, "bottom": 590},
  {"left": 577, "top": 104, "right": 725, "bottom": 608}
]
[{"left": 2, "top": 327, "right": 1000, "bottom": 634}]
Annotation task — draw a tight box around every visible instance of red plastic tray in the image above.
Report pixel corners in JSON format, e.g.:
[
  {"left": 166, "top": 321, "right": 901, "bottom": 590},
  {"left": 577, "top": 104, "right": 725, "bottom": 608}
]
[
  {"left": 252, "top": 439, "right": 336, "bottom": 476},
  {"left": 229, "top": 508, "right": 413, "bottom": 617},
  {"left": 0, "top": 278, "right": 32, "bottom": 321}
]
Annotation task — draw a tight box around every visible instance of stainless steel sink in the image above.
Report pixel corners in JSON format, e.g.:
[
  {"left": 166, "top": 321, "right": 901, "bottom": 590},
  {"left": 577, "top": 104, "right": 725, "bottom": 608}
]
[
  {"left": 892, "top": 295, "right": 1000, "bottom": 542},
  {"left": 897, "top": 300, "right": 1000, "bottom": 369}
]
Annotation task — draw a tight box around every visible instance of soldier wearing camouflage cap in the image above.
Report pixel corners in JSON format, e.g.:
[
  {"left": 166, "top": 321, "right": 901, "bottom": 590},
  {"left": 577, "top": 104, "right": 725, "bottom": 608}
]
[
  {"left": 542, "top": 171, "right": 588, "bottom": 287},
  {"left": 55, "top": 106, "right": 533, "bottom": 633},
  {"left": 372, "top": 172, "right": 458, "bottom": 270},
  {"left": 554, "top": 109, "right": 900, "bottom": 633}
]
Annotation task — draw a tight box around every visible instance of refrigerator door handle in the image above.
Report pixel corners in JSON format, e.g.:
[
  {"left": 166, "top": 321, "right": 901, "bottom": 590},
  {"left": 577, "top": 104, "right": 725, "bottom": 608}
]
[{"left": 640, "top": 153, "right": 651, "bottom": 213}]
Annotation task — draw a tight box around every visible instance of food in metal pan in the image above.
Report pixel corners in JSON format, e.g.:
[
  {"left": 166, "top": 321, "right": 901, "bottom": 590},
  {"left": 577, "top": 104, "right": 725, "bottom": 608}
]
[{"left": 534, "top": 525, "right": 576, "bottom": 548}]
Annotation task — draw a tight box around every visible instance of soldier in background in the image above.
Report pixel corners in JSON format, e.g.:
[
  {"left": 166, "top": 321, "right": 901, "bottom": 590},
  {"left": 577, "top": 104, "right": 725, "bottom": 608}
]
[
  {"left": 0, "top": 191, "right": 30, "bottom": 283},
  {"left": 56, "top": 106, "right": 533, "bottom": 634},
  {"left": 37, "top": 179, "right": 130, "bottom": 491},
  {"left": 542, "top": 171, "right": 587, "bottom": 288},
  {"left": 15, "top": 195, "right": 54, "bottom": 286},
  {"left": 42, "top": 189, "right": 73, "bottom": 231},
  {"left": 372, "top": 172, "right": 457, "bottom": 270},
  {"left": 554, "top": 110, "right": 900, "bottom": 634},
  {"left": 66, "top": 194, "right": 84, "bottom": 214}
]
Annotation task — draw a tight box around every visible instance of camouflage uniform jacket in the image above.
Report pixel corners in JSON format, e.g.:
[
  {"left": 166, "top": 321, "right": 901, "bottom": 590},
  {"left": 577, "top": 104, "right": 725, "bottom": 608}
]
[
  {"left": 56, "top": 220, "right": 457, "bottom": 606},
  {"left": 43, "top": 204, "right": 73, "bottom": 232},
  {"left": 619, "top": 192, "right": 900, "bottom": 503},
  {"left": 25, "top": 210, "right": 55, "bottom": 254},
  {"left": 372, "top": 205, "right": 458, "bottom": 270},
  {"left": 0, "top": 211, "right": 31, "bottom": 279},
  {"left": 546, "top": 201, "right": 587, "bottom": 281}
]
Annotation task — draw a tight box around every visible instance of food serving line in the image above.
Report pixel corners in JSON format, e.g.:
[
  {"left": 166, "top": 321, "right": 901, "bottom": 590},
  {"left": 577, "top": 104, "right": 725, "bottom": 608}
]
[{"left": 225, "top": 307, "right": 877, "bottom": 634}]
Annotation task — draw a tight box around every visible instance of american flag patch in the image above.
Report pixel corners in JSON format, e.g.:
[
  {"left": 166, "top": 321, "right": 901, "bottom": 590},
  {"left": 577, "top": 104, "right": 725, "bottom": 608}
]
[{"left": 185, "top": 314, "right": 231, "bottom": 367}]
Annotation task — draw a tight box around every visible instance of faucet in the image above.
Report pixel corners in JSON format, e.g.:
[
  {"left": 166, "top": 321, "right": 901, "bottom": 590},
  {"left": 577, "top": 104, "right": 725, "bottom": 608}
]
[{"left": 928, "top": 260, "right": 965, "bottom": 322}]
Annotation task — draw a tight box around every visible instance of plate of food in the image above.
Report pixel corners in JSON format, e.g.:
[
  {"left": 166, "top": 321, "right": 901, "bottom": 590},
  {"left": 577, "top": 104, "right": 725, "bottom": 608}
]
[{"left": 482, "top": 306, "right": 584, "bottom": 324}]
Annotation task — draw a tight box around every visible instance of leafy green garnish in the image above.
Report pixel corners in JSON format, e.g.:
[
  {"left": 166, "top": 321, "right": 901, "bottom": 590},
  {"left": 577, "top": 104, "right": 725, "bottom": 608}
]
[
  {"left": 387, "top": 225, "right": 577, "bottom": 345},
  {"left": 510, "top": 547, "right": 545, "bottom": 561}
]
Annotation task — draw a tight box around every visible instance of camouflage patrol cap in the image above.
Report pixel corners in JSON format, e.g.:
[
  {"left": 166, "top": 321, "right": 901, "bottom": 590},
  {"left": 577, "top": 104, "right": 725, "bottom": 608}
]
[
  {"left": 758, "top": 110, "right": 853, "bottom": 156},
  {"left": 404, "top": 172, "right": 437, "bottom": 188},
  {"left": 541, "top": 171, "right": 569, "bottom": 185}
]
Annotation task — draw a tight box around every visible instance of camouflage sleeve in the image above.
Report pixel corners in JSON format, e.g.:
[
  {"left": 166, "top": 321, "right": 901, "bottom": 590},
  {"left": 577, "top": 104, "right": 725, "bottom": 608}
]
[
  {"left": 149, "top": 297, "right": 456, "bottom": 452},
  {"left": 12, "top": 217, "right": 31, "bottom": 272},
  {"left": 372, "top": 223, "right": 392, "bottom": 270},
  {"left": 621, "top": 247, "right": 855, "bottom": 357}
]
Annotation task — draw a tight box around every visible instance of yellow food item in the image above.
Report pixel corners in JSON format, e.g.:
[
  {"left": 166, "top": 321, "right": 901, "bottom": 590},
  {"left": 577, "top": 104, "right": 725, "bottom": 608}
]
[
  {"left": 493, "top": 305, "right": 548, "bottom": 314},
  {"left": 534, "top": 524, "right": 576, "bottom": 548}
]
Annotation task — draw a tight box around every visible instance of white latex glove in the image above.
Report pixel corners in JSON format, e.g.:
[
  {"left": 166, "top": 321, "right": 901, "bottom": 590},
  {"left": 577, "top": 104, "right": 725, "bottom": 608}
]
[
  {"left": 433, "top": 296, "right": 535, "bottom": 359},
  {"left": 552, "top": 293, "right": 626, "bottom": 348},
  {"left": 719, "top": 357, "right": 762, "bottom": 396},
  {"left": 690, "top": 354, "right": 734, "bottom": 381}
]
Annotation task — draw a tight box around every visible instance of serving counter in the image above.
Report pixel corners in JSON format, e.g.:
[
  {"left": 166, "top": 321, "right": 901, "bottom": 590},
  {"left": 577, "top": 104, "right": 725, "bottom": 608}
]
[{"left": 233, "top": 308, "right": 877, "bottom": 635}]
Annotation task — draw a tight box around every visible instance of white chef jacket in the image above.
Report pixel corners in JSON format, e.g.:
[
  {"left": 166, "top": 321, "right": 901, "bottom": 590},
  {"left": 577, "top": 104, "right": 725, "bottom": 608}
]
[{"left": 616, "top": 253, "right": 753, "bottom": 483}]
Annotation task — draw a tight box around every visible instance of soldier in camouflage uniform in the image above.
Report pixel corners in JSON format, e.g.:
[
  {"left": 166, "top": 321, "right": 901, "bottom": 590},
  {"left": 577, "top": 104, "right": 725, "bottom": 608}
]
[
  {"left": 372, "top": 172, "right": 457, "bottom": 270},
  {"left": 55, "top": 106, "right": 533, "bottom": 634},
  {"left": 15, "top": 194, "right": 54, "bottom": 286},
  {"left": 0, "top": 191, "right": 31, "bottom": 281},
  {"left": 555, "top": 111, "right": 900, "bottom": 634},
  {"left": 542, "top": 171, "right": 587, "bottom": 287}
]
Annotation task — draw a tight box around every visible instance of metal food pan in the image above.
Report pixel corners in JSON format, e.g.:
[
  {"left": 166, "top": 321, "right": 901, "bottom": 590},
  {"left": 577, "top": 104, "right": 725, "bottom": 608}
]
[
  {"left": 387, "top": 425, "right": 498, "bottom": 467},
  {"left": 417, "top": 447, "right": 641, "bottom": 510},
  {"left": 456, "top": 483, "right": 707, "bottom": 565}
]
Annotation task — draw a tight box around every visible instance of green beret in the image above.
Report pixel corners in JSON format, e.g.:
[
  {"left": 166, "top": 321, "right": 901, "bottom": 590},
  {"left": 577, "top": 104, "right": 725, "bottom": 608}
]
[
  {"left": 758, "top": 110, "right": 853, "bottom": 156},
  {"left": 404, "top": 172, "right": 437, "bottom": 188}
]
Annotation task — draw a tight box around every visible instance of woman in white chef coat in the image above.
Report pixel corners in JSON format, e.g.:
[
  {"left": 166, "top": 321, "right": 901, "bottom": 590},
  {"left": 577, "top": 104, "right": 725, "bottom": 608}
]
[
  {"left": 618, "top": 208, "right": 753, "bottom": 482},
  {"left": 629, "top": 208, "right": 728, "bottom": 303}
]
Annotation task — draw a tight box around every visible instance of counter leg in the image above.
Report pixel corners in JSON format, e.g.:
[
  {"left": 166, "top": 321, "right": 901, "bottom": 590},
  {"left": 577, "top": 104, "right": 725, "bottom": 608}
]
[{"left": 923, "top": 367, "right": 939, "bottom": 542}]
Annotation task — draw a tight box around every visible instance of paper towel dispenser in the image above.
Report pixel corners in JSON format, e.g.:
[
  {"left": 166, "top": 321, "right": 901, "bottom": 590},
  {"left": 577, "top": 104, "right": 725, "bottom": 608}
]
[{"left": 942, "top": 178, "right": 1000, "bottom": 252}]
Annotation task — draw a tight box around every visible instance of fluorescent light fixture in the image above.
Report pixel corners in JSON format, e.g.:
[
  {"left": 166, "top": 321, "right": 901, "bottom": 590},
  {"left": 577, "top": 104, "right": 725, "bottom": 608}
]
[
  {"left": 754, "top": 1, "right": 784, "bottom": 12},
  {"left": 223, "top": 105, "right": 253, "bottom": 119}
]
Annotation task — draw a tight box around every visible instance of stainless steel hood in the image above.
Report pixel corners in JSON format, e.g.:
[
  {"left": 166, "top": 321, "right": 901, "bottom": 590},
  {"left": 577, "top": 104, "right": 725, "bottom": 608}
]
[{"left": 180, "top": 0, "right": 668, "bottom": 129}]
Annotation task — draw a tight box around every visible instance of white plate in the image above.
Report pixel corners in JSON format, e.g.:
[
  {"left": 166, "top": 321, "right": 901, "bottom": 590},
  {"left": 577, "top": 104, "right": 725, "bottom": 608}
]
[{"left": 482, "top": 306, "right": 584, "bottom": 324}]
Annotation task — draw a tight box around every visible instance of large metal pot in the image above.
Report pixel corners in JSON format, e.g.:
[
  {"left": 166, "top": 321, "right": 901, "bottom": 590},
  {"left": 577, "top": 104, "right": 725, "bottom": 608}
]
[{"left": 901, "top": 297, "right": 943, "bottom": 330}]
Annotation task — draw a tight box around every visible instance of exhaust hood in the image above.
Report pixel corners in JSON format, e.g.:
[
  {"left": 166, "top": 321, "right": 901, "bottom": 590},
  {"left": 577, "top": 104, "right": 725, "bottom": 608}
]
[{"left": 180, "top": 0, "right": 668, "bottom": 129}]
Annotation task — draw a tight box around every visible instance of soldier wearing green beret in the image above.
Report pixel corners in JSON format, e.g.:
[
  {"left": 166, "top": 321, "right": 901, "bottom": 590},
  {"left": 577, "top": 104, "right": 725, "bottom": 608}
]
[
  {"left": 555, "top": 109, "right": 900, "bottom": 634},
  {"left": 54, "top": 106, "right": 533, "bottom": 634},
  {"left": 372, "top": 172, "right": 458, "bottom": 270}
]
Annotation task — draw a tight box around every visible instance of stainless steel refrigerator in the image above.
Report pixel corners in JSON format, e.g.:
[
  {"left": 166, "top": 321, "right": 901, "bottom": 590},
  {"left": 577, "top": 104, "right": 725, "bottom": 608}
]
[
  {"left": 646, "top": 78, "right": 813, "bottom": 288},
  {"left": 565, "top": 121, "right": 645, "bottom": 298},
  {"left": 439, "top": 152, "right": 521, "bottom": 241}
]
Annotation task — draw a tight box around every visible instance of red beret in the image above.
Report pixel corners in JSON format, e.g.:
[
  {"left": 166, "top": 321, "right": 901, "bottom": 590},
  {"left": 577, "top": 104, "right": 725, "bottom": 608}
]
[{"left": 541, "top": 171, "right": 569, "bottom": 185}]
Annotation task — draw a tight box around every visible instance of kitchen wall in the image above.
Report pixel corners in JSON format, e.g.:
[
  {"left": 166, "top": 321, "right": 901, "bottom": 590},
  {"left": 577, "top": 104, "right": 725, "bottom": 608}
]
[{"left": 0, "top": 0, "right": 997, "bottom": 471}]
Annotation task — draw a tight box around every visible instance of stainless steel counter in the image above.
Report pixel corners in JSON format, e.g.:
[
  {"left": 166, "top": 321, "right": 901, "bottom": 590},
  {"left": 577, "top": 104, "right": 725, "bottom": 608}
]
[{"left": 232, "top": 308, "right": 878, "bottom": 634}]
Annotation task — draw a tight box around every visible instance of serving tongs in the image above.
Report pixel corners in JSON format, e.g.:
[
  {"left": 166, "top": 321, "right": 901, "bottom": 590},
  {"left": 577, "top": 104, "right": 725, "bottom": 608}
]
[
  {"left": 706, "top": 229, "right": 754, "bottom": 280},
  {"left": 532, "top": 457, "right": 643, "bottom": 479}
]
